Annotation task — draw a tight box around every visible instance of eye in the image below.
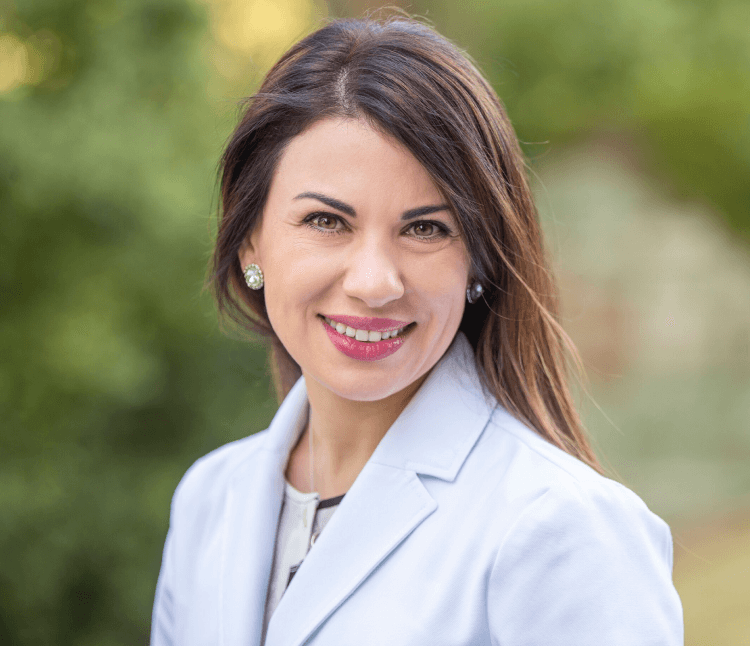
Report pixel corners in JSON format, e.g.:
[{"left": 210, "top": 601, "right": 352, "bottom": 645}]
[
  {"left": 412, "top": 222, "right": 436, "bottom": 237},
  {"left": 303, "top": 212, "right": 346, "bottom": 235},
  {"left": 310, "top": 214, "right": 339, "bottom": 229},
  {"left": 406, "top": 220, "right": 451, "bottom": 241},
  {"left": 303, "top": 212, "right": 453, "bottom": 242}
]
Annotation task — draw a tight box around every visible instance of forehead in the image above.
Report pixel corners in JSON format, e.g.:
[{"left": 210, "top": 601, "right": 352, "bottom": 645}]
[{"left": 268, "top": 117, "right": 444, "bottom": 207}]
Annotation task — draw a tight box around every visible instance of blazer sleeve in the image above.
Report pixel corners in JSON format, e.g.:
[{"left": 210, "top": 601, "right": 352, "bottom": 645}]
[
  {"left": 151, "top": 471, "right": 189, "bottom": 646},
  {"left": 487, "top": 485, "right": 684, "bottom": 645},
  {"left": 150, "top": 525, "right": 176, "bottom": 646}
]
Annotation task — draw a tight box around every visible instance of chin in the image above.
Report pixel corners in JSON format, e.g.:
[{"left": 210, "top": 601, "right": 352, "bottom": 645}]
[
  {"left": 313, "top": 367, "right": 418, "bottom": 403},
  {"left": 326, "top": 378, "right": 409, "bottom": 403}
]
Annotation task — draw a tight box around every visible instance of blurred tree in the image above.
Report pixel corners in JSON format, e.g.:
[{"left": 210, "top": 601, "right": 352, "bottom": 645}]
[
  {"left": 400, "top": 0, "right": 750, "bottom": 240},
  {"left": 0, "top": 0, "right": 276, "bottom": 643}
]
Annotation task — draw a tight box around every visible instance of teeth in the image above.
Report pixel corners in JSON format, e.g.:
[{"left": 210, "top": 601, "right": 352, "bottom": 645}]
[{"left": 323, "top": 317, "right": 408, "bottom": 343}]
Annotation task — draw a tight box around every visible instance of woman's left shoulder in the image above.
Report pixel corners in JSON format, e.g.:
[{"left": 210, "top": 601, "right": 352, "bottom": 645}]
[
  {"left": 479, "top": 406, "right": 673, "bottom": 561},
  {"left": 480, "top": 408, "right": 683, "bottom": 643}
]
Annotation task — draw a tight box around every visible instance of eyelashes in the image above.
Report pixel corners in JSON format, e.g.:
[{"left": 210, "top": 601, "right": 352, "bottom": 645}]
[{"left": 302, "top": 211, "right": 455, "bottom": 243}]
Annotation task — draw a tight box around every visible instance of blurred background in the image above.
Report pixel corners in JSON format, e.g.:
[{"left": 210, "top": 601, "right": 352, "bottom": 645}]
[{"left": 1, "top": 0, "right": 748, "bottom": 643}]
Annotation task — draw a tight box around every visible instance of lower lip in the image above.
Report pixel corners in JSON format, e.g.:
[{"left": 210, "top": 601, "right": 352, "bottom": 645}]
[{"left": 322, "top": 318, "right": 409, "bottom": 361}]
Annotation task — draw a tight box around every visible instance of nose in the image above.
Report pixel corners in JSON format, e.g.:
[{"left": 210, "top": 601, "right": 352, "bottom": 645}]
[{"left": 341, "top": 239, "right": 405, "bottom": 309}]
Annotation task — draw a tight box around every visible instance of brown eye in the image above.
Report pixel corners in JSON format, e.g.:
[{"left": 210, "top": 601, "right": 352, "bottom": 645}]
[
  {"left": 405, "top": 220, "right": 451, "bottom": 243},
  {"left": 412, "top": 222, "right": 435, "bottom": 237},
  {"left": 314, "top": 214, "right": 337, "bottom": 229}
]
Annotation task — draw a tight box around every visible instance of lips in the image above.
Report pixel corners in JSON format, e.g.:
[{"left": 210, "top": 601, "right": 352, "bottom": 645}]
[
  {"left": 320, "top": 315, "right": 412, "bottom": 332},
  {"left": 320, "top": 316, "right": 414, "bottom": 361}
]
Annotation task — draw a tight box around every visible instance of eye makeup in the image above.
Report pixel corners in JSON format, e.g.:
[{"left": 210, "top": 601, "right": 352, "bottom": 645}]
[{"left": 302, "top": 212, "right": 455, "bottom": 242}]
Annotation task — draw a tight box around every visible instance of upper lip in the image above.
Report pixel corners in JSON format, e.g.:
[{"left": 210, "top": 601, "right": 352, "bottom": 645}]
[{"left": 321, "top": 314, "right": 413, "bottom": 332}]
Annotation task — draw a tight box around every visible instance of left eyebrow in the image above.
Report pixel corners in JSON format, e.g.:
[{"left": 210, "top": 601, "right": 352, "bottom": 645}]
[{"left": 293, "top": 191, "right": 452, "bottom": 221}]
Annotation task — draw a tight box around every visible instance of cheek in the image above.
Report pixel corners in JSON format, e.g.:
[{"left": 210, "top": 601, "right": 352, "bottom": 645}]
[
  {"left": 262, "top": 241, "right": 327, "bottom": 326},
  {"left": 411, "top": 250, "right": 469, "bottom": 308}
]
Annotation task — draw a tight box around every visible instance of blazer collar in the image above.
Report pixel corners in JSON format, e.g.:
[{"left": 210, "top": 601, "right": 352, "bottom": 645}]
[
  {"left": 218, "top": 377, "right": 310, "bottom": 646},
  {"left": 221, "top": 331, "right": 497, "bottom": 646},
  {"left": 368, "top": 331, "right": 497, "bottom": 480},
  {"left": 262, "top": 330, "right": 497, "bottom": 481}
]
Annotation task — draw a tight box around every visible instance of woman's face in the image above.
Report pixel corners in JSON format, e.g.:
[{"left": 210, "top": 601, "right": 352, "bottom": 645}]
[{"left": 239, "top": 118, "right": 471, "bottom": 402}]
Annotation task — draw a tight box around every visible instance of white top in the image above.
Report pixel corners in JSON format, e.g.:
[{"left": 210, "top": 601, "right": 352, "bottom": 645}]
[
  {"left": 150, "top": 331, "right": 683, "bottom": 646},
  {"left": 261, "top": 481, "right": 344, "bottom": 644}
]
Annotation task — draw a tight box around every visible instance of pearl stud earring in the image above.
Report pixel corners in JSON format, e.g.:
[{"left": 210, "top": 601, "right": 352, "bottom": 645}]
[
  {"left": 243, "top": 263, "right": 264, "bottom": 290},
  {"left": 466, "top": 282, "right": 483, "bottom": 304}
]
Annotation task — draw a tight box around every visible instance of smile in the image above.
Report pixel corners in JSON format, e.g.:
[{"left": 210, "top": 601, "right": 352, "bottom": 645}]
[
  {"left": 322, "top": 316, "right": 410, "bottom": 342},
  {"left": 318, "top": 315, "right": 416, "bottom": 361}
]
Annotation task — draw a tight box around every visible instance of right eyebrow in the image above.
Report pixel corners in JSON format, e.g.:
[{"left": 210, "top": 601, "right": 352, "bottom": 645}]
[{"left": 294, "top": 192, "right": 356, "bottom": 217}]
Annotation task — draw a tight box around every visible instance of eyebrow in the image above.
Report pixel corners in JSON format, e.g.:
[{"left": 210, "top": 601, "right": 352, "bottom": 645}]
[{"left": 293, "top": 191, "right": 451, "bottom": 221}]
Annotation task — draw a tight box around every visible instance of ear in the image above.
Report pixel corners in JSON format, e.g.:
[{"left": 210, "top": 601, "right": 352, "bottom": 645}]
[
  {"left": 238, "top": 245, "right": 253, "bottom": 271},
  {"left": 237, "top": 229, "right": 259, "bottom": 271}
]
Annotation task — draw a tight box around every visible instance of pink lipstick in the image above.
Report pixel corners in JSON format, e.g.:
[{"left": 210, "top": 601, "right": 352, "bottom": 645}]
[{"left": 320, "top": 315, "right": 413, "bottom": 361}]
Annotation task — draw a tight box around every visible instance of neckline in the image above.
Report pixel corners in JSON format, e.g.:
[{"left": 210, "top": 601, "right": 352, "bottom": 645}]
[
  {"left": 284, "top": 478, "right": 345, "bottom": 508},
  {"left": 317, "top": 493, "right": 345, "bottom": 509}
]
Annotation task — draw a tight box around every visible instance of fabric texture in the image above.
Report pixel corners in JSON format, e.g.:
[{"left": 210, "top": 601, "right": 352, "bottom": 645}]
[
  {"left": 150, "top": 331, "right": 684, "bottom": 646},
  {"left": 261, "top": 479, "right": 342, "bottom": 644}
]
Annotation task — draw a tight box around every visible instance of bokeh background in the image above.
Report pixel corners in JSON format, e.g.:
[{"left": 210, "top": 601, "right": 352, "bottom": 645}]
[{"left": 2, "top": 0, "right": 748, "bottom": 643}]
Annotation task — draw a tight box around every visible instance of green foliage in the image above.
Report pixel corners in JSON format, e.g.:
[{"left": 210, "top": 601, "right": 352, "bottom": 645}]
[
  {"left": 0, "top": 1, "right": 276, "bottom": 643},
  {"left": 412, "top": 0, "right": 750, "bottom": 239}
]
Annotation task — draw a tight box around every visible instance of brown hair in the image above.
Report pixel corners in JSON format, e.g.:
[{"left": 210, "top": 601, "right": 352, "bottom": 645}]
[{"left": 211, "top": 16, "right": 603, "bottom": 472}]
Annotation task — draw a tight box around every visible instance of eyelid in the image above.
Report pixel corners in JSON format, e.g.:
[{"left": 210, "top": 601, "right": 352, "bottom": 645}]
[
  {"left": 303, "top": 212, "right": 453, "bottom": 240},
  {"left": 304, "top": 211, "right": 349, "bottom": 230}
]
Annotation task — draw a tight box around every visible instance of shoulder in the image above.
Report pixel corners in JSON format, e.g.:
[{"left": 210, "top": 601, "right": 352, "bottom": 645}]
[
  {"left": 464, "top": 405, "right": 676, "bottom": 593},
  {"left": 169, "top": 430, "right": 270, "bottom": 520},
  {"left": 479, "top": 408, "right": 682, "bottom": 643},
  {"left": 482, "top": 406, "right": 670, "bottom": 550}
]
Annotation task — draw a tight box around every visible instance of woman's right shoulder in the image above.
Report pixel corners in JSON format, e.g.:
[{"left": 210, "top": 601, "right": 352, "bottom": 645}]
[{"left": 169, "top": 429, "right": 270, "bottom": 515}]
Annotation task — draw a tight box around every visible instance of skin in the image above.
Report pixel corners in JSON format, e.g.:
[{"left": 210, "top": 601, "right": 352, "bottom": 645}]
[{"left": 239, "top": 117, "right": 472, "bottom": 499}]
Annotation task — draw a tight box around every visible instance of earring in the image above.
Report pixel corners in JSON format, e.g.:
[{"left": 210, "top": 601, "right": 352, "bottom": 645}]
[
  {"left": 466, "top": 281, "right": 483, "bottom": 304},
  {"left": 243, "top": 263, "right": 264, "bottom": 290}
]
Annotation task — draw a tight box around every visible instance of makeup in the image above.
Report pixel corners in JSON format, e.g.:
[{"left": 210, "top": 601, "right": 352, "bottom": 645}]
[
  {"left": 321, "top": 316, "right": 411, "bottom": 361},
  {"left": 238, "top": 117, "right": 470, "bottom": 400},
  {"left": 321, "top": 315, "right": 411, "bottom": 332}
]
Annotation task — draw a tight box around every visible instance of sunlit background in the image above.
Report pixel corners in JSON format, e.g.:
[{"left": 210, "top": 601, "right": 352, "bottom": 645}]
[{"left": 1, "top": 0, "right": 748, "bottom": 643}]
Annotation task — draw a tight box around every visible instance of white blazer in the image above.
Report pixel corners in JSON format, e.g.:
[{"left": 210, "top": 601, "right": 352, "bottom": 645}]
[{"left": 150, "top": 332, "right": 683, "bottom": 646}]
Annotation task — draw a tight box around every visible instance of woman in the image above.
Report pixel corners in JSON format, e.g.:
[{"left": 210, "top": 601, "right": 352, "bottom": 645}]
[{"left": 151, "top": 16, "right": 683, "bottom": 646}]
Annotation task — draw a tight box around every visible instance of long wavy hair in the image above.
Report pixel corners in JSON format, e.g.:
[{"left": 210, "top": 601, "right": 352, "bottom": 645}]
[{"left": 210, "top": 16, "right": 602, "bottom": 472}]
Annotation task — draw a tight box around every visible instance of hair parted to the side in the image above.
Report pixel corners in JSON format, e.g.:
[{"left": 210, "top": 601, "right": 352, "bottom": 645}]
[{"left": 210, "top": 15, "right": 603, "bottom": 473}]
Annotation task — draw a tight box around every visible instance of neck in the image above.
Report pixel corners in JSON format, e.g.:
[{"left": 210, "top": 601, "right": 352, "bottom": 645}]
[{"left": 290, "top": 372, "right": 428, "bottom": 499}]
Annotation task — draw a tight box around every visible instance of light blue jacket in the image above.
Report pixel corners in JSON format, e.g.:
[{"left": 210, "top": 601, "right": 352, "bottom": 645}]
[{"left": 151, "top": 332, "right": 683, "bottom": 645}]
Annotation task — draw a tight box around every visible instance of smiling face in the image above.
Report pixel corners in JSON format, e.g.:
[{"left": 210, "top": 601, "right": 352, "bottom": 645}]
[{"left": 239, "top": 117, "right": 471, "bottom": 402}]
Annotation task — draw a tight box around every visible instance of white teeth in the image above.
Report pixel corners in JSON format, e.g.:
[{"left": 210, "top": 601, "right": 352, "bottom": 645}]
[{"left": 323, "top": 316, "right": 409, "bottom": 342}]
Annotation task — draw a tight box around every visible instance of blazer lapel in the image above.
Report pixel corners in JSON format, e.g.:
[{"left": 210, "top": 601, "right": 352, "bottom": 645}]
[
  {"left": 264, "top": 462, "right": 436, "bottom": 646},
  {"left": 264, "top": 332, "right": 496, "bottom": 646},
  {"left": 219, "top": 378, "right": 310, "bottom": 646}
]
